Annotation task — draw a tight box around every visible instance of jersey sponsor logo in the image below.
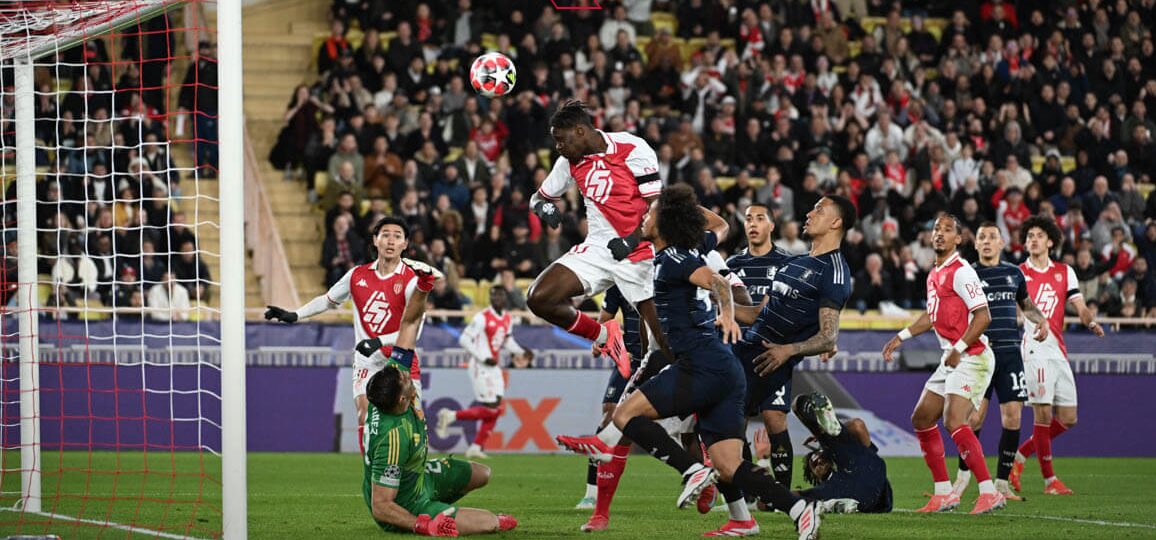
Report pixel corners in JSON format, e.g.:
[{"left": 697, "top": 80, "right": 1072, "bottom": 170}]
[
  {"left": 965, "top": 282, "right": 983, "bottom": 299},
  {"left": 987, "top": 291, "right": 1016, "bottom": 302},
  {"left": 584, "top": 160, "right": 613, "bottom": 204},
  {"left": 363, "top": 290, "right": 394, "bottom": 334},
  {"left": 1034, "top": 283, "right": 1059, "bottom": 319},
  {"left": 772, "top": 280, "right": 801, "bottom": 299}
]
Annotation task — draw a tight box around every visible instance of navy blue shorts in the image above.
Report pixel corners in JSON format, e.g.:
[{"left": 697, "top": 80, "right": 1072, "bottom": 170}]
[
  {"left": 734, "top": 341, "right": 799, "bottom": 416},
  {"left": 985, "top": 344, "right": 1027, "bottom": 404},
  {"left": 801, "top": 469, "right": 893, "bottom": 513},
  {"left": 639, "top": 340, "right": 746, "bottom": 447},
  {"left": 603, "top": 358, "right": 642, "bottom": 404}
]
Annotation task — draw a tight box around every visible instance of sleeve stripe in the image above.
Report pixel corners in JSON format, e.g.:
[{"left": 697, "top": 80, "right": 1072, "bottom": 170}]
[
  {"left": 635, "top": 172, "right": 660, "bottom": 185},
  {"left": 536, "top": 187, "right": 560, "bottom": 201}
]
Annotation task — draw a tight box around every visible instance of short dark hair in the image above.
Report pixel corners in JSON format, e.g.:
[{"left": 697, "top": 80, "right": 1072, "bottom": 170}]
[
  {"left": 976, "top": 220, "right": 999, "bottom": 231},
  {"left": 1022, "top": 215, "right": 1062, "bottom": 247},
  {"left": 372, "top": 216, "right": 409, "bottom": 239},
  {"left": 657, "top": 184, "right": 706, "bottom": 250},
  {"left": 365, "top": 366, "right": 406, "bottom": 412},
  {"left": 937, "top": 212, "right": 963, "bottom": 233},
  {"left": 826, "top": 195, "right": 857, "bottom": 232},
  {"left": 551, "top": 99, "right": 593, "bottom": 130},
  {"left": 746, "top": 200, "right": 772, "bottom": 213}
]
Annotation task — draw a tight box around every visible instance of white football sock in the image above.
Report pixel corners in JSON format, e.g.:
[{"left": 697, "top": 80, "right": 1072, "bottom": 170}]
[
  {"left": 977, "top": 480, "right": 996, "bottom": 494},
  {"left": 727, "top": 498, "right": 752, "bottom": 521},
  {"left": 597, "top": 423, "right": 624, "bottom": 447},
  {"left": 584, "top": 484, "right": 597, "bottom": 499},
  {"left": 955, "top": 470, "right": 971, "bottom": 483},
  {"left": 595, "top": 325, "right": 608, "bottom": 346},
  {"left": 933, "top": 481, "right": 953, "bottom": 495}
]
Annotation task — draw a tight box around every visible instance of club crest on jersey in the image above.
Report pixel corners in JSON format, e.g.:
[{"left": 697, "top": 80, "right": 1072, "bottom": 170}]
[
  {"left": 767, "top": 267, "right": 778, "bottom": 280},
  {"left": 1054, "top": 273, "right": 1062, "bottom": 282},
  {"left": 1006, "top": 276, "right": 1014, "bottom": 287},
  {"left": 800, "top": 269, "right": 813, "bottom": 281},
  {"left": 394, "top": 283, "right": 403, "bottom": 295}
]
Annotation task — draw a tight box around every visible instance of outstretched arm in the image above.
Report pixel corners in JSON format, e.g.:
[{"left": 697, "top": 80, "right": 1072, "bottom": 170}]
[
  {"left": 752, "top": 307, "right": 840, "bottom": 376},
  {"left": 882, "top": 311, "right": 932, "bottom": 362}
]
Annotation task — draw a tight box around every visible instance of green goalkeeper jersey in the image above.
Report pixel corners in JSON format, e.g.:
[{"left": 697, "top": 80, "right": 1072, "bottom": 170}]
[{"left": 362, "top": 400, "right": 429, "bottom": 514}]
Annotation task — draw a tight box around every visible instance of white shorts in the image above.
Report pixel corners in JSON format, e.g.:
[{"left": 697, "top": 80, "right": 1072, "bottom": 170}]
[
  {"left": 352, "top": 364, "right": 383, "bottom": 398},
  {"left": 555, "top": 243, "right": 655, "bottom": 304},
  {"left": 1023, "top": 355, "right": 1077, "bottom": 406},
  {"left": 469, "top": 359, "right": 505, "bottom": 403},
  {"left": 924, "top": 347, "right": 995, "bottom": 410}
]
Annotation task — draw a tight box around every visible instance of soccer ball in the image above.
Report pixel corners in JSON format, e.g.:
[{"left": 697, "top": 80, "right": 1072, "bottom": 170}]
[{"left": 469, "top": 52, "right": 517, "bottom": 98}]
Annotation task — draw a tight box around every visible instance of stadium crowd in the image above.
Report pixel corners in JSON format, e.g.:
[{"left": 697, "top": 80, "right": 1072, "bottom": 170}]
[
  {"left": 1, "top": 14, "right": 216, "bottom": 321},
  {"left": 274, "top": 0, "right": 1156, "bottom": 319}
]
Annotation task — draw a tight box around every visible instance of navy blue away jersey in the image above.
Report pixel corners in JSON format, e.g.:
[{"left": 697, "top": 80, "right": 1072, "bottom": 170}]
[
  {"left": 602, "top": 285, "right": 643, "bottom": 358},
  {"left": 973, "top": 261, "right": 1028, "bottom": 347},
  {"left": 654, "top": 246, "right": 717, "bottom": 353},
  {"left": 727, "top": 245, "right": 795, "bottom": 302},
  {"left": 745, "top": 249, "right": 851, "bottom": 345}
]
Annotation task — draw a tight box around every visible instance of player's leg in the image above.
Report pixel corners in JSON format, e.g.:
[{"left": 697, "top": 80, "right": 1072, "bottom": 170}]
[
  {"left": 942, "top": 352, "right": 1004, "bottom": 514},
  {"left": 353, "top": 367, "right": 371, "bottom": 453},
  {"left": 760, "top": 367, "right": 795, "bottom": 487},
  {"left": 1040, "top": 359, "right": 1079, "bottom": 494},
  {"left": 576, "top": 401, "right": 617, "bottom": 510},
  {"left": 954, "top": 395, "right": 989, "bottom": 495},
  {"left": 709, "top": 437, "right": 820, "bottom": 539},
  {"left": 911, "top": 387, "right": 957, "bottom": 511},
  {"left": 526, "top": 259, "right": 608, "bottom": 341},
  {"left": 994, "top": 400, "right": 1024, "bottom": 498}
]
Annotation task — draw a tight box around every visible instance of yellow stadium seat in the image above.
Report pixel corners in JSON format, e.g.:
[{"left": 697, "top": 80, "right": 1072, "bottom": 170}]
[
  {"left": 537, "top": 148, "right": 553, "bottom": 169},
  {"left": 651, "top": 12, "right": 677, "bottom": 35},
  {"left": 77, "top": 298, "right": 109, "bottom": 321},
  {"left": 1061, "top": 156, "right": 1076, "bottom": 173},
  {"left": 716, "top": 177, "right": 735, "bottom": 191},
  {"left": 444, "top": 147, "right": 463, "bottom": 163},
  {"left": 719, "top": 38, "right": 736, "bottom": 51},
  {"left": 481, "top": 33, "right": 498, "bottom": 51},
  {"left": 514, "top": 278, "right": 534, "bottom": 296},
  {"left": 848, "top": 41, "right": 862, "bottom": 58},
  {"left": 1031, "top": 155, "right": 1045, "bottom": 174},
  {"left": 314, "top": 171, "right": 328, "bottom": 200},
  {"left": 475, "top": 280, "right": 492, "bottom": 307},
  {"left": 458, "top": 279, "right": 478, "bottom": 305}
]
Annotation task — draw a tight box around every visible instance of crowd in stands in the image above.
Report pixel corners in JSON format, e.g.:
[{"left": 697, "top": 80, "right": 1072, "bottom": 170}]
[
  {"left": 280, "top": 0, "right": 1156, "bottom": 320},
  {"left": 1, "top": 14, "right": 217, "bottom": 321}
]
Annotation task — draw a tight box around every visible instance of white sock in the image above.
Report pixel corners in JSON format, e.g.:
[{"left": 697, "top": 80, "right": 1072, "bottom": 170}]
[
  {"left": 995, "top": 479, "right": 1009, "bottom": 490},
  {"left": 1014, "top": 451, "right": 1026, "bottom": 464},
  {"left": 597, "top": 423, "right": 624, "bottom": 447},
  {"left": 1044, "top": 476, "right": 1057, "bottom": 485},
  {"left": 727, "top": 498, "right": 752, "bottom": 521},
  {"left": 933, "top": 481, "right": 953, "bottom": 495},
  {"left": 955, "top": 470, "right": 971, "bottom": 483},
  {"left": 468, "top": 443, "right": 482, "bottom": 452},
  {"left": 787, "top": 499, "right": 807, "bottom": 521},
  {"left": 756, "top": 458, "right": 772, "bottom": 470},
  {"left": 584, "top": 484, "right": 597, "bottom": 499},
  {"left": 977, "top": 480, "right": 995, "bottom": 494},
  {"left": 595, "top": 325, "right": 608, "bottom": 346}
]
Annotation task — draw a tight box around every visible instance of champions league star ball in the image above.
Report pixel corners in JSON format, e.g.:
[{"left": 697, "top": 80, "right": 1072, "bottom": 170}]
[{"left": 469, "top": 52, "right": 517, "bottom": 98}]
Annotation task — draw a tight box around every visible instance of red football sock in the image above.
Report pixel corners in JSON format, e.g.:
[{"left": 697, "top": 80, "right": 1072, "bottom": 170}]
[
  {"left": 950, "top": 425, "right": 992, "bottom": 483},
  {"left": 456, "top": 406, "right": 501, "bottom": 421},
  {"left": 1017, "top": 418, "right": 1069, "bottom": 458},
  {"left": 593, "top": 444, "right": 632, "bottom": 518},
  {"left": 358, "top": 424, "right": 365, "bottom": 455},
  {"left": 566, "top": 312, "right": 603, "bottom": 341},
  {"left": 476, "top": 416, "right": 498, "bottom": 447},
  {"left": 1033, "top": 423, "right": 1055, "bottom": 479},
  {"left": 915, "top": 426, "right": 949, "bottom": 483}
]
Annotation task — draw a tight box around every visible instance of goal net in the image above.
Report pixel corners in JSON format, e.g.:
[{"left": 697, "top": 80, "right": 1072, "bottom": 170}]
[{"left": 0, "top": 1, "right": 245, "bottom": 538}]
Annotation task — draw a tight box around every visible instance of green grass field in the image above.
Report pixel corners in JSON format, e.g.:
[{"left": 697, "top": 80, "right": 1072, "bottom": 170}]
[{"left": 3, "top": 452, "right": 1156, "bottom": 538}]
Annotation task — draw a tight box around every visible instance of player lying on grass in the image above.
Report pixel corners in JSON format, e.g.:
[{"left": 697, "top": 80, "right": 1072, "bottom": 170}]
[
  {"left": 563, "top": 185, "right": 823, "bottom": 539},
  {"left": 792, "top": 392, "right": 893, "bottom": 514},
  {"left": 265, "top": 216, "right": 439, "bottom": 453},
  {"left": 362, "top": 261, "right": 517, "bottom": 536},
  {"left": 882, "top": 213, "right": 1005, "bottom": 515},
  {"left": 436, "top": 286, "right": 531, "bottom": 459}
]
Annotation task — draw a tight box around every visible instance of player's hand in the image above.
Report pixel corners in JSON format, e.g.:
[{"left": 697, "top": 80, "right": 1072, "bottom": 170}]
[
  {"left": 719, "top": 315, "right": 742, "bottom": 344},
  {"left": 607, "top": 234, "right": 641, "bottom": 261},
  {"left": 881, "top": 336, "right": 902, "bottom": 362},
  {"left": 1088, "top": 320, "right": 1105, "bottom": 337},
  {"left": 942, "top": 348, "right": 961, "bottom": 368},
  {"left": 356, "top": 337, "right": 384, "bottom": 358},
  {"left": 819, "top": 345, "right": 839, "bottom": 362},
  {"left": 414, "top": 511, "right": 459, "bottom": 537},
  {"left": 753, "top": 340, "right": 791, "bottom": 376},
  {"left": 263, "top": 305, "right": 297, "bottom": 323},
  {"left": 1032, "top": 322, "right": 1049, "bottom": 342},
  {"left": 402, "top": 258, "right": 444, "bottom": 292},
  {"left": 532, "top": 200, "right": 562, "bottom": 229}
]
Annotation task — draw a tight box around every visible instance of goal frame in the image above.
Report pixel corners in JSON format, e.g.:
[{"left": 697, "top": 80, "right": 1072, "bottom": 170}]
[{"left": 5, "top": 1, "right": 247, "bottom": 538}]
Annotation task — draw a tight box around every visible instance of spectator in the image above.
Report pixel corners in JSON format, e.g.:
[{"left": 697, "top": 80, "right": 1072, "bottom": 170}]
[
  {"left": 850, "top": 253, "right": 891, "bottom": 312},
  {"left": 599, "top": 5, "right": 636, "bottom": 50},
  {"left": 147, "top": 271, "right": 191, "bottom": 321},
  {"left": 327, "top": 133, "right": 364, "bottom": 185},
  {"left": 317, "top": 20, "right": 351, "bottom": 75},
  {"left": 865, "top": 109, "right": 906, "bottom": 162},
  {"left": 364, "top": 135, "right": 403, "bottom": 198},
  {"left": 172, "top": 240, "right": 212, "bottom": 303},
  {"left": 778, "top": 221, "right": 808, "bottom": 255},
  {"left": 498, "top": 268, "right": 528, "bottom": 310},
  {"left": 178, "top": 41, "right": 218, "bottom": 177},
  {"left": 428, "top": 277, "right": 465, "bottom": 325},
  {"left": 432, "top": 164, "right": 470, "bottom": 213}
]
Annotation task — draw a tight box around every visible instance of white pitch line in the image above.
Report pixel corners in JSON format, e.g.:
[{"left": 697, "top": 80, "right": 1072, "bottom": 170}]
[
  {"left": 894, "top": 509, "right": 1156, "bottom": 529},
  {"left": 0, "top": 508, "right": 211, "bottom": 539}
]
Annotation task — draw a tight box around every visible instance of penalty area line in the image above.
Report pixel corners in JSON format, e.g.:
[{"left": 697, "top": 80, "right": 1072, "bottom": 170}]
[
  {"left": 895, "top": 509, "right": 1156, "bottom": 529},
  {"left": 0, "top": 508, "right": 211, "bottom": 539}
]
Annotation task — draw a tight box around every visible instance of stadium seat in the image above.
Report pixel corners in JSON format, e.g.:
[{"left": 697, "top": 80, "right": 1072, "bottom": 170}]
[
  {"left": 475, "top": 280, "right": 492, "bottom": 307},
  {"left": 481, "top": 33, "right": 498, "bottom": 52},
  {"left": 537, "top": 148, "right": 552, "bottom": 169},
  {"left": 650, "top": 12, "right": 677, "bottom": 35},
  {"left": 514, "top": 278, "right": 533, "bottom": 296},
  {"left": 458, "top": 279, "right": 478, "bottom": 306}
]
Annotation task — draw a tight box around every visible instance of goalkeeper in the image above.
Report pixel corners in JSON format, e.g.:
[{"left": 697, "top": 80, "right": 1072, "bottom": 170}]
[
  {"left": 362, "top": 261, "right": 518, "bottom": 536},
  {"left": 792, "top": 392, "right": 893, "bottom": 514}
]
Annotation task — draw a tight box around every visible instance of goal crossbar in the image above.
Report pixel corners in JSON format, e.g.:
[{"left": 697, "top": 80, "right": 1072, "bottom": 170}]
[{"left": 0, "top": 0, "right": 184, "bottom": 61}]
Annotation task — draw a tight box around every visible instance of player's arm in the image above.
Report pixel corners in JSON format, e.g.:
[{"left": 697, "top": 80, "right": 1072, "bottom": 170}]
[
  {"left": 356, "top": 262, "right": 439, "bottom": 359},
  {"left": 688, "top": 266, "right": 742, "bottom": 344},
  {"left": 264, "top": 268, "right": 352, "bottom": 322},
  {"left": 530, "top": 157, "right": 573, "bottom": 228},
  {"left": 1018, "top": 295, "right": 1050, "bottom": 341},
  {"left": 844, "top": 418, "right": 872, "bottom": 447},
  {"left": 753, "top": 307, "right": 840, "bottom": 376},
  {"left": 701, "top": 206, "right": 728, "bottom": 240},
  {"left": 882, "top": 311, "right": 932, "bottom": 362},
  {"left": 940, "top": 264, "right": 991, "bottom": 367},
  {"left": 1066, "top": 266, "right": 1105, "bottom": 337}
]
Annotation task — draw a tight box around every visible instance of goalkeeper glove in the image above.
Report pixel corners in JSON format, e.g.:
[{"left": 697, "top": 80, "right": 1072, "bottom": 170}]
[
  {"left": 532, "top": 199, "right": 562, "bottom": 229},
  {"left": 402, "top": 258, "right": 443, "bottom": 292},
  {"left": 414, "top": 511, "right": 459, "bottom": 537},
  {"left": 607, "top": 233, "right": 641, "bottom": 261},
  {"left": 263, "top": 306, "right": 298, "bottom": 323},
  {"left": 356, "top": 337, "right": 384, "bottom": 358}
]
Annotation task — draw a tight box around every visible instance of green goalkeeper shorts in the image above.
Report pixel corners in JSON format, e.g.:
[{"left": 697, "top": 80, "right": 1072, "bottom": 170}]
[{"left": 378, "top": 458, "right": 473, "bottom": 532}]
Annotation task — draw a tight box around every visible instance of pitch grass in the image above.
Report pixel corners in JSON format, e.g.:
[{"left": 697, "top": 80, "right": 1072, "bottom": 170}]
[{"left": 2, "top": 453, "right": 1156, "bottom": 538}]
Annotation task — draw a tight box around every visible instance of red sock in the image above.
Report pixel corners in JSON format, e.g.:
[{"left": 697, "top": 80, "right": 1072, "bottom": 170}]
[
  {"left": 915, "top": 426, "right": 949, "bottom": 483},
  {"left": 456, "top": 406, "right": 501, "bottom": 421},
  {"left": 566, "top": 312, "right": 603, "bottom": 341},
  {"left": 1017, "top": 418, "right": 1069, "bottom": 458},
  {"left": 358, "top": 424, "right": 365, "bottom": 455},
  {"left": 476, "top": 416, "right": 498, "bottom": 448},
  {"left": 1033, "top": 423, "right": 1055, "bottom": 479},
  {"left": 593, "top": 444, "right": 631, "bottom": 517},
  {"left": 950, "top": 425, "right": 992, "bottom": 483}
]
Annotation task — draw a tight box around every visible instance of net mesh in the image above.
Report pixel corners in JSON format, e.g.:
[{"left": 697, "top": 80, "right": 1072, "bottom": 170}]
[{"left": 0, "top": 1, "right": 222, "bottom": 537}]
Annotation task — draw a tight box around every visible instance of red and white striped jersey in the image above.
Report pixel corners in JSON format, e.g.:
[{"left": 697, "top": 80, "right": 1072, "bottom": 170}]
[
  {"left": 537, "top": 130, "right": 661, "bottom": 262},
  {"left": 459, "top": 307, "right": 525, "bottom": 362},
  {"left": 926, "top": 252, "right": 989, "bottom": 355},
  {"left": 1020, "top": 259, "right": 1081, "bottom": 356}
]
